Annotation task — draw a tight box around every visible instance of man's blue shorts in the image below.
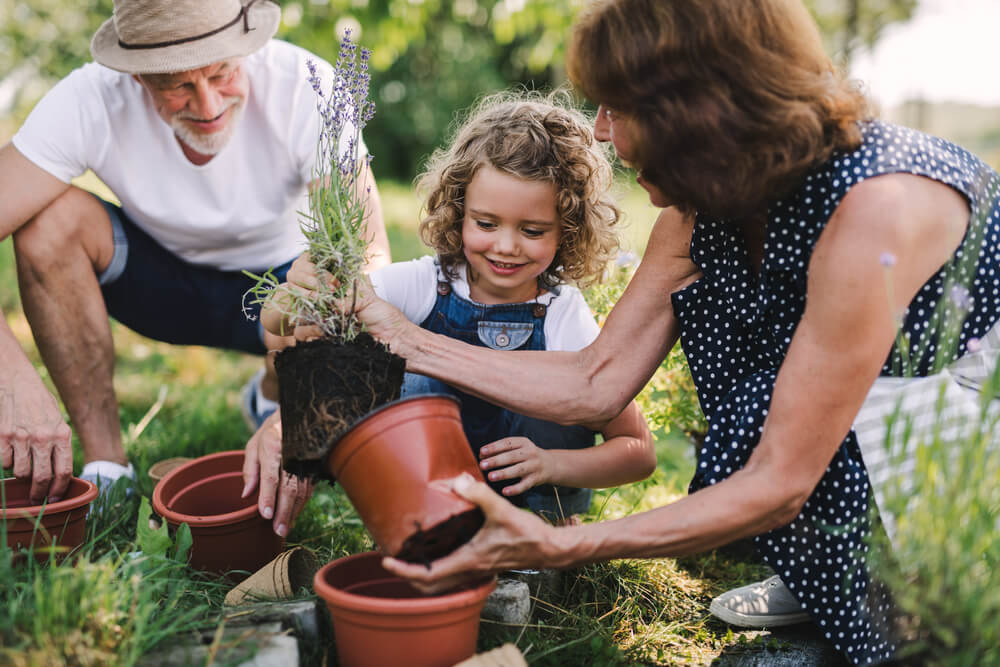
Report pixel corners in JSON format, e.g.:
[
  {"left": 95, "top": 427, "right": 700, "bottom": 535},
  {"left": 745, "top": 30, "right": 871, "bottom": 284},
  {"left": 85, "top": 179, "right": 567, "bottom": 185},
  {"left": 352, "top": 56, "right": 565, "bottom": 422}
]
[{"left": 95, "top": 196, "right": 294, "bottom": 355}]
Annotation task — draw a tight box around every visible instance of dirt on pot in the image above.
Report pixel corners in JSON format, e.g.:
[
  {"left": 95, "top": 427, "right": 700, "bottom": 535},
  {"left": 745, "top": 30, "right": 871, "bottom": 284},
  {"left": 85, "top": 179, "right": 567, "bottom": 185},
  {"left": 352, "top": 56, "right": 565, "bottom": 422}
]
[{"left": 276, "top": 333, "right": 405, "bottom": 479}]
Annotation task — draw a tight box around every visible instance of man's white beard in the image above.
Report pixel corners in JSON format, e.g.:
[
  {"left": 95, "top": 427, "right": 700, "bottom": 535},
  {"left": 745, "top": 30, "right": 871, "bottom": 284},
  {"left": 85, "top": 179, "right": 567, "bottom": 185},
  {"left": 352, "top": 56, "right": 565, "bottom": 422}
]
[{"left": 171, "top": 96, "right": 245, "bottom": 156}]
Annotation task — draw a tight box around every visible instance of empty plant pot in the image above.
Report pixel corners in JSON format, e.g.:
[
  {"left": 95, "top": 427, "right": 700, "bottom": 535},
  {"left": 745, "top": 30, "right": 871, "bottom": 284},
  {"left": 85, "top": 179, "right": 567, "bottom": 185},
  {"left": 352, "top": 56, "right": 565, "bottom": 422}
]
[
  {"left": 148, "top": 456, "right": 192, "bottom": 485},
  {"left": 1, "top": 476, "right": 98, "bottom": 561},
  {"left": 314, "top": 551, "right": 496, "bottom": 667},
  {"left": 152, "top": 450, "right": 283, "bottom": 575},
  {"left": 326, "top": 394, "right": 486, "bottom": 563},
  {"left": 224, "top": 546, "right": 320, "bottom": 606}
]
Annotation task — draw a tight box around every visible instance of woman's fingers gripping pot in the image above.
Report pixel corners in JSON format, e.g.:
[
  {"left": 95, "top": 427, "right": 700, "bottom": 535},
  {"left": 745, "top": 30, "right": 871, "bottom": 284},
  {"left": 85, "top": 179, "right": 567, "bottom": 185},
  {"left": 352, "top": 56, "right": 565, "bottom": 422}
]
[{"left": 381, "top": 472, "right": 558, "bottom": 593}]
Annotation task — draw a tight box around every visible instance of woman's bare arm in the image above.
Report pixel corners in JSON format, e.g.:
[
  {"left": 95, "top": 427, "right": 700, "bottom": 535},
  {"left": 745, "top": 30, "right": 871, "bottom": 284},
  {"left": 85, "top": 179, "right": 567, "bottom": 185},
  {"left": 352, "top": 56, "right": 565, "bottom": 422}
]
[
  {"left": 384, "top": 173, "right": 971, "bottom": 591},
  {"left": 364, "top": 207, "right": 701, "bottom": 426}
]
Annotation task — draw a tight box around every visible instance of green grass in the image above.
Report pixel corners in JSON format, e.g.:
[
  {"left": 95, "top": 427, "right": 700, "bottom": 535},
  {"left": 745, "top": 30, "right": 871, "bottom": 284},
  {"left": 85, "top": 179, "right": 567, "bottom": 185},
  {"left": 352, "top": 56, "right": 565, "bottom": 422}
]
[{"left": 0, "top": 180, "right": 772, "bottom": 665}]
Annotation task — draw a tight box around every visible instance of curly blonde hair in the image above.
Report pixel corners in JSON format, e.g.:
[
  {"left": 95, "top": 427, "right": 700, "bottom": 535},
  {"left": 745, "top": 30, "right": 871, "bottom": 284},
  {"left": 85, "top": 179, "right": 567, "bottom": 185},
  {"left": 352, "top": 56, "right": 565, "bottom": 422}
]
[{"left": 416, "top": 90, "right": 620, "bottom": 289}]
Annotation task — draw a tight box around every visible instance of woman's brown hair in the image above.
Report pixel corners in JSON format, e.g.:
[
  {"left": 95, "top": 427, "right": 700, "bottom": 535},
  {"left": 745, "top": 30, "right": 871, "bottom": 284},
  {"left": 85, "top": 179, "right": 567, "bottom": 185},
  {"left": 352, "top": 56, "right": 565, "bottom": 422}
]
[
  {"left": 567, "top": 0, "right": 869, "bottom": 218},
  {"left": 417, "top": 90, "right": 620, "bottom": 288}
]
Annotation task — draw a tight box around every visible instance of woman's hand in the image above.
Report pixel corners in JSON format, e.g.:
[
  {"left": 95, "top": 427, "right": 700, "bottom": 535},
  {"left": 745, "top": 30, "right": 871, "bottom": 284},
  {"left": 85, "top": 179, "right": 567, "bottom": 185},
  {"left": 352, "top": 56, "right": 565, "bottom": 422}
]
[
  {"left": 478, "top": 437, "right": 554, "bottom": 497},
  {"left": 242, "top": 410, "right": 314, "bottom": 537},
  {"left": 264, "top": 253, "right": 416, "bottom": 352},
  {"left": 381, "top": 473, "right": 561, "bottom": 593}
]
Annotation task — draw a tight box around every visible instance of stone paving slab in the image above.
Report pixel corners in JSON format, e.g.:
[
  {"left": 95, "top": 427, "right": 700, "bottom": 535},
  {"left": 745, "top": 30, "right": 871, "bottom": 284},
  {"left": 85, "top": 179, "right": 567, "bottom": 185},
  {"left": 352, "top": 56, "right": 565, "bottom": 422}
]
[
  {"left": 714, "top": 624, "right": 850, "bottom": 666},
  {"left": 223, "top": 598, "right": 321, "bottom": 641},
  {"left": 138, "top": 622, "right": 298, "bottom": 666},
  {"left": 139, "top": 600, "right": 323, "bottom": 666},
  {"left": 482, "top": 578, "right": 531, "bottom": 625}
]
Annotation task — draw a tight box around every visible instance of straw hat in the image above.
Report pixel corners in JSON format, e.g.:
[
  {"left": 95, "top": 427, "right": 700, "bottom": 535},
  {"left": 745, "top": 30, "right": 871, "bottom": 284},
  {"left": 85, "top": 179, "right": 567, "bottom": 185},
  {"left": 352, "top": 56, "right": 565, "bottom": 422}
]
[{"left": 90, "top": 0, "right": 280, "bottom": 74}]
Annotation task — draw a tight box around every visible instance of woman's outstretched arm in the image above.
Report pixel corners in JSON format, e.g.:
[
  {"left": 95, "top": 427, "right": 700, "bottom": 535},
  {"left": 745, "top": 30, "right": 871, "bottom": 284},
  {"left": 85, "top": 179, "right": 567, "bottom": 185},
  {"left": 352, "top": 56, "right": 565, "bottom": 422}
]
[
  {"left": 356, "top": 207, "right": 701, "bottom": 427},
  {"left": 383, "top": 173, "right": 971, "bottom": 592}
]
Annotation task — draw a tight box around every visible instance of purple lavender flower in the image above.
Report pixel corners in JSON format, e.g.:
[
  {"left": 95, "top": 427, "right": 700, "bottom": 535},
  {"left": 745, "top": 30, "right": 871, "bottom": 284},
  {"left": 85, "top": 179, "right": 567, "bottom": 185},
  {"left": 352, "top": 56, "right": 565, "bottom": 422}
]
[
  {"left": 949, "top": 284, "right": 973, "bottom": 310},
  {"left": 308, "top": 28, "right": 376, "bottom": 183},
  {"left": 306, "top": 59, "right": 322, "bottom": 95},
  {"left": 879, "top": 251, "right": 897, "bottom": 268}
]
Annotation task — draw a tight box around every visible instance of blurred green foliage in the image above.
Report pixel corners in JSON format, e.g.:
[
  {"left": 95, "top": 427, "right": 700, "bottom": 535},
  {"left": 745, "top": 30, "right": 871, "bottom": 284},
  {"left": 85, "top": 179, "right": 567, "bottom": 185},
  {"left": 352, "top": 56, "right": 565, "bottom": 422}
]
[
  {"left": 863, "top": 185, "right": 1000, "bottom": 663},
  {"left": 584, "top": 261, "right": 707, "bottom": 442},
  {"left": 274, "top": 0, "right": 585, "bottom": 180},
  {"left": 1, "top": 0, "right": 916, "bottom": 180},
  {"left": 868, "top": 382, "right": 1000, "bottom": 664}
]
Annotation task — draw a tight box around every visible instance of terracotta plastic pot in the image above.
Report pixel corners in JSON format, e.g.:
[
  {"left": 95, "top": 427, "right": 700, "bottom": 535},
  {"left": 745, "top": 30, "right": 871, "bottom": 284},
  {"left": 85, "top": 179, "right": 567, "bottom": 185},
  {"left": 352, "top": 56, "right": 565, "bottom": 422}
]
[
  {"left": 152, "top": 450, "right": 283, "bottom": 575},
  {"left": 1, "top": 476, "right": 98, "bottom": 561},
  {"left": 148, "top": 456, "right": 192, "bottom": 485},
  {"left": 326, "top": 394, "right": 486, "bottom": 563},
  {"left": 314, "top": 551, "right": 496, "bottom": 667}
]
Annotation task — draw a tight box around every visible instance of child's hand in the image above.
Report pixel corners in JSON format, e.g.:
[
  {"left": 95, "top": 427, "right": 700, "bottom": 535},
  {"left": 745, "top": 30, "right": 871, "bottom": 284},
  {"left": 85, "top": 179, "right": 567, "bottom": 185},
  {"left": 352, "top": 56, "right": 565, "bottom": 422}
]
[{"left": 478, "top": 437, "right": 554, "bottom": 497}]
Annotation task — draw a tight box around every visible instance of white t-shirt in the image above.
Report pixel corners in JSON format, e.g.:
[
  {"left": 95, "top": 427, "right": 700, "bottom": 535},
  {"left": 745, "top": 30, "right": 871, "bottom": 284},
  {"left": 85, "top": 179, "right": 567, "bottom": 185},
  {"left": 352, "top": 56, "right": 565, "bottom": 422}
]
[
  {"left": 12, "top": 40, "right": 362, "bottom": 271},
  {"left": 370, "top": 255, "right": 600, "bottom": 351}
]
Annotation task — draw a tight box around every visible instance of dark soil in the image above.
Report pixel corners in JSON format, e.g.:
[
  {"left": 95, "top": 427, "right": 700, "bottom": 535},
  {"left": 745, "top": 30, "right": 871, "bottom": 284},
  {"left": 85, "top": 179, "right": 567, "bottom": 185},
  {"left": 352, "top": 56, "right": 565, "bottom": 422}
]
[
  {"left": 276, "top": 333, "right": 405, "bottom": 479},
  {"left": 394, "top": 507, "right": 486, "bottom": 566}
]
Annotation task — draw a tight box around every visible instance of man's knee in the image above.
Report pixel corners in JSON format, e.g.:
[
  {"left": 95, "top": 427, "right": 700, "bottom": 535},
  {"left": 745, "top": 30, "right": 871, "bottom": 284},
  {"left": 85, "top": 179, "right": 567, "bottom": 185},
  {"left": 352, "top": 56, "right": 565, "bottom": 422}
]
[{"left": 13, "top": 187, "right": 114, "bottom": 275}]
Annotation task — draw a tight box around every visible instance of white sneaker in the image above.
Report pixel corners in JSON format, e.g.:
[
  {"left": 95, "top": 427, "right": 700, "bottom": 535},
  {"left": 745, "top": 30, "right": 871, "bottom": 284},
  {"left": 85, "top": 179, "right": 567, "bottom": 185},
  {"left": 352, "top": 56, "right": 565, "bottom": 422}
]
[
  {"left": 240, "top": 368, "right": 278, "bottom": 431},
  {"left": 80, "top": 460, "right": 136, "bottom": 497},
  {"left": 709, "top": 575, "right": 811, "bottom": 628}
]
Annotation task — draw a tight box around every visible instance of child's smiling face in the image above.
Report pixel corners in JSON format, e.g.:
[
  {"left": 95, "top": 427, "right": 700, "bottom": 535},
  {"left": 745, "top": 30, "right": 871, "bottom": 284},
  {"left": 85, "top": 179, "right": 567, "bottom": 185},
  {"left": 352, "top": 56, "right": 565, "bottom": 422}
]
[{"left": 461, "top": 165, "right": 561, "bottom": 304}]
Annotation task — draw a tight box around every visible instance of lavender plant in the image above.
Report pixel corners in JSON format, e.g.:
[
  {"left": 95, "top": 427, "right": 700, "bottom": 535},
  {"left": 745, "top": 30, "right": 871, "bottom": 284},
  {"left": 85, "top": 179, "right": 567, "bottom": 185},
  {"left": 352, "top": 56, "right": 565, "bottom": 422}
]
[
  {"left": 246, "top": 31, "right": 375, "bottom": 343},
  {"left": 866, "top": 173, "right": 1000, "bottom": 662}
]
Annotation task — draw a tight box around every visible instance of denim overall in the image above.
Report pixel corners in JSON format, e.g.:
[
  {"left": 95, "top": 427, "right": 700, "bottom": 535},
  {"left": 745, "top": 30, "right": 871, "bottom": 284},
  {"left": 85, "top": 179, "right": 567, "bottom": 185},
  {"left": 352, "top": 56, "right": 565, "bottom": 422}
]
[{"left": 401, "top": 271, "right": 595, "bottom": 521}]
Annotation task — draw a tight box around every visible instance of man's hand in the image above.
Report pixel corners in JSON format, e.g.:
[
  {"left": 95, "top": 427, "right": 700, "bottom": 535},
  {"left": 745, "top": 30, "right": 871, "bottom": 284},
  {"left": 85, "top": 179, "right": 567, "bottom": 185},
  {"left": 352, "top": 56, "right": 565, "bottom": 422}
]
[
  {"left": 381, "top": 473, "right": 559, "bottom": 593},
  {"left": 242, "top": 410, "right": 314, "bottom": 537},
  {"left": 0, "top": 381, "right": 73, "bottom": 503},
  {"left": 478, "top": 437, "right": 554, "bottom": 497}
]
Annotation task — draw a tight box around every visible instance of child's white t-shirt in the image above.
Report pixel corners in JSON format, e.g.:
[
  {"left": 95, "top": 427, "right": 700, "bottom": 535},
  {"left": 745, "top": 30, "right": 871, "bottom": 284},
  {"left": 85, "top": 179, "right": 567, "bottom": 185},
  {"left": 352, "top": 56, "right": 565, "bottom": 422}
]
[
  {"left": 12, "top": 40, "right": 361, "bottom": 272},
  {"left": 370, "top": 255, "right": 600, "bottom": 351}
]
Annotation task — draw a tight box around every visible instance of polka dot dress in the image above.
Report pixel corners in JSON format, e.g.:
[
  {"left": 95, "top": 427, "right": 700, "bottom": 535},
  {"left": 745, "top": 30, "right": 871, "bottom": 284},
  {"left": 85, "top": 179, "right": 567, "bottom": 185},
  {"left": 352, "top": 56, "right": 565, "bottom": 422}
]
[{"left": 673, "top": 121, "right": 1000, "bottom": 665}]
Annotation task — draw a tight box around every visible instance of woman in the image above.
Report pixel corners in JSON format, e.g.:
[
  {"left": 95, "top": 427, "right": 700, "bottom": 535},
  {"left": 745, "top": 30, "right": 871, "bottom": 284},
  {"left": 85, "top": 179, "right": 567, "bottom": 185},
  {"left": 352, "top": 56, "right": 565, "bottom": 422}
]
[{"left": 286, "top": 1, "right": 1000, "bottom": 663}]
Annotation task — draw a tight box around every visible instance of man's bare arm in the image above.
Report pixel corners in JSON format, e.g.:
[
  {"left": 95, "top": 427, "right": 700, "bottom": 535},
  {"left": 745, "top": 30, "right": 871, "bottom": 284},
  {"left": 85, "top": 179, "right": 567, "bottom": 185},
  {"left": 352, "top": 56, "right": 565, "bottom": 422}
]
[{"left": 0, "top": 142, "right": 75, "bottom": 500}]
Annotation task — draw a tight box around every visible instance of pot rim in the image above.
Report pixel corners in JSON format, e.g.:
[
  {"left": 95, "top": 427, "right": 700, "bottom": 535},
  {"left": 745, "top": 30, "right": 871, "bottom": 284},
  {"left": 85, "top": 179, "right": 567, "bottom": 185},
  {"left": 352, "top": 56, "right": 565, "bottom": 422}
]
[
  {"left": 0, "top": 476, "right": 98, "bottom": 519},
  {"left": 314, "top": 551, "right": 495, "bottom": 614},
  {"left": 152, "top": 450, "right": 260, "bottom": 527},
  {"left": 329, "top": 393, "right": 461, "bottom": 452},
  {"left": 148, "top": 456, "right": 194, "bottom": 483}
]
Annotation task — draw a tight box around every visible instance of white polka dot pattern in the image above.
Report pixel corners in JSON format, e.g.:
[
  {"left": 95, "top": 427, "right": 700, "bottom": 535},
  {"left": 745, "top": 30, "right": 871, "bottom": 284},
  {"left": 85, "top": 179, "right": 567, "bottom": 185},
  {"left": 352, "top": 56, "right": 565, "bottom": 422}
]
[{"left": 671, "top": 121, "right": 1000, "bottom": 665}]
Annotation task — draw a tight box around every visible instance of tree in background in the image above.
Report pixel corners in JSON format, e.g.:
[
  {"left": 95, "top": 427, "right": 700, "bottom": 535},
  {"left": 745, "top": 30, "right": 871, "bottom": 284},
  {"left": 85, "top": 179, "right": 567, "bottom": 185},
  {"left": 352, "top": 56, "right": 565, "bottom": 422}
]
[
  {"left": 1, "top": 0, "right": 917, "bottom": 180},
  {"left": 809, "top": 0, "right": 918, "bottom": 64},
  {"left": 277, "top": 0, "right": 581, "bottom": 180}
]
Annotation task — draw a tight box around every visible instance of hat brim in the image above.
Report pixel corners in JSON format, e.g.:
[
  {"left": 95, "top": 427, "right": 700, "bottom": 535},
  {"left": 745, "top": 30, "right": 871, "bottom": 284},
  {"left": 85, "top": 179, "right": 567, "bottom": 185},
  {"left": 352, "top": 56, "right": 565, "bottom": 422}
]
[{"left": 90, "top": 1, "right": 280, "bottom": 74}]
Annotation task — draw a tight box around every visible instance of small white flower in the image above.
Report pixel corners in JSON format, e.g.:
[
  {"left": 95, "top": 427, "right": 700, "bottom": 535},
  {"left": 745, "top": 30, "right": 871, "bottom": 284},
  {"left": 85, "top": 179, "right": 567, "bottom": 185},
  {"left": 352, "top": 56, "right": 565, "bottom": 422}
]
[
  {"left": 879, "top": 251, "right": 897, "bottom": 268},
  {"left": 616, "top": 251, "right": 639, "bottom": 268},
  {"left": 967, "top": 337, "right": 982, "bottom": 353}
]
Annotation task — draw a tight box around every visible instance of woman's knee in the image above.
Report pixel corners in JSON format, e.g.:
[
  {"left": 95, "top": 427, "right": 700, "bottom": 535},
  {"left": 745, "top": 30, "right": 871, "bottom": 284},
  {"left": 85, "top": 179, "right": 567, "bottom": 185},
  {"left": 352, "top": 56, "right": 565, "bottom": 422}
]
[{"left": 12, "top": 187, "right": 113, "bottom": 273}]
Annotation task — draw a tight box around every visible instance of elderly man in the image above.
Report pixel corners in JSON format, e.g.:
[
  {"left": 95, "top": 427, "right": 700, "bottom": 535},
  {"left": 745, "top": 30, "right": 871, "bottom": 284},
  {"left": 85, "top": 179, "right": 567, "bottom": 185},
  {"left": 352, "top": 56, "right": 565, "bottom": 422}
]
[{"left": 0, "top": 0, "right": 389, "bottom": 533}]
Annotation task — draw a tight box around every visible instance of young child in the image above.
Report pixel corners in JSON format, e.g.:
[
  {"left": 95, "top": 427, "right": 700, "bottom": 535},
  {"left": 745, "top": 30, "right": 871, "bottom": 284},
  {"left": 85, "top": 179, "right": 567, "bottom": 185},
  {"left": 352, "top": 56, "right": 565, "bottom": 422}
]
[{"left": 270, "top": 92, "right": 655, "bottom": 522}]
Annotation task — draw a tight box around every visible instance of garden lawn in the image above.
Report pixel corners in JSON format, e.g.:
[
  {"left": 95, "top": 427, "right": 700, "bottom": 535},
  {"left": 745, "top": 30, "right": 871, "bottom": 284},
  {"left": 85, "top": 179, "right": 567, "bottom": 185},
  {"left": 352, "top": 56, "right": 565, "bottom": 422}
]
[{"left": 0, "top": 178, "right": 775, "bottom": 666}]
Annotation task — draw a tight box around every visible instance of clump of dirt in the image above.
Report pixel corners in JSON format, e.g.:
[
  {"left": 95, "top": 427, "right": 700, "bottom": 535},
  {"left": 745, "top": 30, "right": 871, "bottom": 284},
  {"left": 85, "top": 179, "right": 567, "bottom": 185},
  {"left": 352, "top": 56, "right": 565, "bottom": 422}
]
[
  {"left": 276, "top": 333, "right": 405, "bottom": 480},
  {"left": 394, "top": 508, "right": 486, "bottom": 566}
]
